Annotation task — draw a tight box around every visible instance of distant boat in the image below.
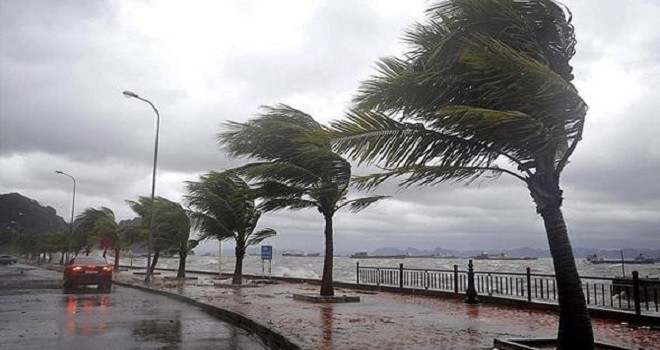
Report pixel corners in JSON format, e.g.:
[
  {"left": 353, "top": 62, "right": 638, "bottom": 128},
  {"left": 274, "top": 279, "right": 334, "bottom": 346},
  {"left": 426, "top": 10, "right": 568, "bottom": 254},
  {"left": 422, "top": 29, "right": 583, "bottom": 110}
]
[
  {"left": 282, "top": 252, "right": 320, "bottom": 257},
  {"left": 282, "top": 252, "right": 305, "bottom": 257},
  {"left": 409, "top": 254, "right": 436, "bottom": 258},
  {"left": 471, "top": 251, "right": 538, "bottom": 261},
  {"left": 433, "top": 255, "right": 460, "bottom": 259},
  {"left": 349, "top": 252, "right": 407, "bottom": 259},
  {"left": 408, "top": 253, "right": 459, "bottom": 259},
  {"left": 586, "top": 253, "right": 654, "bottom": 264}
]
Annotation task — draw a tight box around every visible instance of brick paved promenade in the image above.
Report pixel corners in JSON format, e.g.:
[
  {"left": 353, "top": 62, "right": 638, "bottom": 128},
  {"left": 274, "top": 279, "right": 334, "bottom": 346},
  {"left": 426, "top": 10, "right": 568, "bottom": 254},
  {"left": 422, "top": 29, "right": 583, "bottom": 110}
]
[{"left": 116, "top": 271, "right": 659, "bottom": 350}]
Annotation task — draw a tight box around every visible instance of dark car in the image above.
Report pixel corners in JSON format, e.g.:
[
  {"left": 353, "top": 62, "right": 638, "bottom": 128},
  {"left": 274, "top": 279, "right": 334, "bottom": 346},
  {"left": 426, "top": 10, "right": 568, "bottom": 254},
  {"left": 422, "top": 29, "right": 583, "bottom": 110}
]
[
  {"left": 0, "top": 255, "right": 17, "bottom": 265},
  {"left": 63, "top": 256, "right": 113, "bottom": 292}
]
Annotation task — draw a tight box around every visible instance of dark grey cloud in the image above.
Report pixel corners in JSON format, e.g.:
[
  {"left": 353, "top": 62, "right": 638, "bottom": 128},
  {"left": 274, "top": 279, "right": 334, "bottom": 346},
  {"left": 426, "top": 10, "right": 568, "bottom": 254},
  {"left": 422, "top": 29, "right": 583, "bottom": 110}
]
[{"left": 1, "top": 0, "right": 658, "bottom": 252}]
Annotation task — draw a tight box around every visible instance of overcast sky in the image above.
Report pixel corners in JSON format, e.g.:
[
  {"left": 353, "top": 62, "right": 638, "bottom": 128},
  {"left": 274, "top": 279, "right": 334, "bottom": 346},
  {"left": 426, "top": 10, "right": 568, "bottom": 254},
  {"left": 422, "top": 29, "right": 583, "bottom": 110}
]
[{"left": 1, "top": 0, "right": 658, "bottom": 253}]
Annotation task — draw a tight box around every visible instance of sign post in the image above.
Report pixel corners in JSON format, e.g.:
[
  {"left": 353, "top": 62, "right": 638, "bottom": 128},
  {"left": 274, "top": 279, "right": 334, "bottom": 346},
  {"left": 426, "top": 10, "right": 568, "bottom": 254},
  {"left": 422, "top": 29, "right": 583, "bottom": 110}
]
[{"left": 261, "top": 245, "right": 273, "bottom": 279}]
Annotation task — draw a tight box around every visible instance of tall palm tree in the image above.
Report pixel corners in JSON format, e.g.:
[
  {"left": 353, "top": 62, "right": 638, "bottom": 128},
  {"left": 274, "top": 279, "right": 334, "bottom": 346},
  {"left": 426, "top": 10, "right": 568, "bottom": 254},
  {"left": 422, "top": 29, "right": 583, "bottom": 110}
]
[
  {"left": 186, "top": 171, "right": 276, "bottom": 284},
  {"left": 127, "top": 196, "right": 192, "bottom": 277},
  {"left": 328, "top": 0, "right": 591, "bottom": 347},
  {"left": 219, "top": 105, "right": 388, "bottom": 296}
]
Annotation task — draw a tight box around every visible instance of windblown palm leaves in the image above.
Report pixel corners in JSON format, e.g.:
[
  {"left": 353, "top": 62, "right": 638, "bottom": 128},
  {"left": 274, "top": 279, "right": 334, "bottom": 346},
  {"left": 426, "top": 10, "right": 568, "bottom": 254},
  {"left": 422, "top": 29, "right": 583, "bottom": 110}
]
[
  {"left": 328, "top": 0, "right": 592, "bottom": 347},
  {"left": 74, "top": 207, "right": 119, "bottom": 256},
  {"left": 332, "top": 0, "right": 585, "bottom": 189},
  {"left": 185, "top": 171, "right": 276, "bottom": 284},
  {"left": 126, "top": 197, "right": 192, "bottom": 275},
  {"left": 218, "top": 105, "right": 387, "bottom": 295}
]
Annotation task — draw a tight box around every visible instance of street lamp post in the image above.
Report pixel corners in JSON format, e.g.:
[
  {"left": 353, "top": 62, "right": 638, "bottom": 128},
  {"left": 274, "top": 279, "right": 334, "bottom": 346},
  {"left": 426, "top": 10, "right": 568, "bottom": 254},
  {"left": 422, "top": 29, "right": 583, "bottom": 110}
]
[
  {"left": 55, "top": 170, "right": 76, "bottom": 263},
  {"left": 123, "top": 90, "right": 160, "bottom": 284}
]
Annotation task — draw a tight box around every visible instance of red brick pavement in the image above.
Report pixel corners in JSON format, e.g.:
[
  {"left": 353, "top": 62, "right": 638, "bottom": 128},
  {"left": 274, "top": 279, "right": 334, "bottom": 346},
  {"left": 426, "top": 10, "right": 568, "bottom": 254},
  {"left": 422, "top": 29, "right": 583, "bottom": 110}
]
[{"left": 116, "top": 272, "right": 659, "bottom": 350}]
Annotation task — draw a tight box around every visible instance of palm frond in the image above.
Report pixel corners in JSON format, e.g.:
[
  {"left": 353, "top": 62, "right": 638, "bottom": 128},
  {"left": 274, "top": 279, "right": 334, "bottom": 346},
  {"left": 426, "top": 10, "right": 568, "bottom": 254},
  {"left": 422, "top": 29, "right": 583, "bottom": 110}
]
[
  {"left": 218, "top": 104, "right": 324, "bottom": 162},
  {"left": 352, "top": 164, "right": 515, "bottom": 191},
  {"left": 329, "top": 109, "right": 503, "bottom": 169},
  {"left": 252, "top": 181, "right": 308, "bottom": 199},
  {"left": 337, "top": 196, "right": 390, "bottom": 213},
  {"left": 258, "top": 198, "right": 319, "bottom": 212},
  {"left": 246, "top": 228, "right": 277, "bottom": 247},
  {"left": 232, "top": 161, "right": 321, "bottom": 187}
]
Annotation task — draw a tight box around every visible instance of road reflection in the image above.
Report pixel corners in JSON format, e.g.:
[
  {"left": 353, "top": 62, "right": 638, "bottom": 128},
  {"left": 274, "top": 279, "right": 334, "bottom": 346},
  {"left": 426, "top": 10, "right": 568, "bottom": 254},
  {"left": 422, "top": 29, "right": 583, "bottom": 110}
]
[
  {"left": 320, "top": 305, "right": 334, "bottom": 350},
  {"left": 63, "top": 293, "right": 110, "bottom": 335},
  {"left": 132, "top": 310, "right": 182, "bottom": 348}
]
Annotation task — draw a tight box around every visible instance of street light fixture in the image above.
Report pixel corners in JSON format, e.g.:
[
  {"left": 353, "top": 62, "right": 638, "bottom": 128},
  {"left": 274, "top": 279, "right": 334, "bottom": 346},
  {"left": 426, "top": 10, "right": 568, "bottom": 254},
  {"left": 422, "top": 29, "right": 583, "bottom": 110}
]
[
  {"left": 123, "top": 90, "right": 160, "bottom": 284},
  {"left": 55, "top": 170, "right": 76, "bottom": 263}
]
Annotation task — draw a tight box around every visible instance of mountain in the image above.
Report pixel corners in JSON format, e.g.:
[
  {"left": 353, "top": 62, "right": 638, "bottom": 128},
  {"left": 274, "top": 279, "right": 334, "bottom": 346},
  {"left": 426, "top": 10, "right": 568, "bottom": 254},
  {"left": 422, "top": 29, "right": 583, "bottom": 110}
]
[{"left": 0, "top": 193, "right": 68, "bottom": 235}]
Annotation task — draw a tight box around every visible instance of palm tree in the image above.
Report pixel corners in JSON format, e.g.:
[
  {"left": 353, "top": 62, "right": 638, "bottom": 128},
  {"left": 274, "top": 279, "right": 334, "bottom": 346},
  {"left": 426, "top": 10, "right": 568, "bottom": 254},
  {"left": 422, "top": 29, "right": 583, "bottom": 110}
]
[
  {"left": 0, "top": 230, "right": 20, "bottom": 254},
  {"left": 218, "top": 105, "right": 388, "bottom": 296},
  {"left": 39, "top": 232, "right": 68, "bottom": 264},
  {"left": 127, "top": 197, "right": 192, "bottom": 277},
  {"left": 327, "top": 0, "right": 591, "bottom": 347},
  {"left": 186, "top": 171, "right": 276, "bottom": 284},
  {"left": 74, "top": 207, "right": 117, "bottom": 258}
]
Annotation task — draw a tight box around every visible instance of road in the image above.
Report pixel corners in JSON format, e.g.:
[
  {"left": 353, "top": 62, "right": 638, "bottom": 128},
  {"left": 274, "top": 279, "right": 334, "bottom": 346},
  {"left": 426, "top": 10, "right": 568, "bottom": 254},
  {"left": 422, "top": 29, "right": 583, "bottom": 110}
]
[{"left": 0, "top": 264, "right": 268, "bottom": 349}]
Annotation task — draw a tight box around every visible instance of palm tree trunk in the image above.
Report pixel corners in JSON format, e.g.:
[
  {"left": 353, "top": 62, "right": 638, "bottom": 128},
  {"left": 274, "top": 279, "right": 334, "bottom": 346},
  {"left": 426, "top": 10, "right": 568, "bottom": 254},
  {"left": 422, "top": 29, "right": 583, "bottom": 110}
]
[
  {"left": 114, "top": 248, "right": 121, "bottom": 269},
  {"left": 59, "top": 252, "right": 65, "bottom": 265},
  {"left": 529, "top": 174, "right": 593, "bottom": 349},
  {"left": 233, "top": 245, "right": 244, "bottom": 285},
  {"left": 177, "top": 251, "right": 187, "bottom": 278},
  {"left": 541, "top": 206, "right": 594, "bottom": 349},
  {"left": 150, "top": 251, "right": 160, "bottom": 276},
  {"left": 320, "top": 213, "right": 334, "bottom": 296}
]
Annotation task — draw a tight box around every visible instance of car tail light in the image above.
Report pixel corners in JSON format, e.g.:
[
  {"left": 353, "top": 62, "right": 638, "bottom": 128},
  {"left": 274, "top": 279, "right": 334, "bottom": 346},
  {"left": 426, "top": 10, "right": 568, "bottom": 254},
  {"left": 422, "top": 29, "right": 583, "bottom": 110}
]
[
  {"left": 72, "top": 266, "right": 83, "bottom": 272},
  {"left": 102, "top": 266, "right": 113, "bottom": 272}
]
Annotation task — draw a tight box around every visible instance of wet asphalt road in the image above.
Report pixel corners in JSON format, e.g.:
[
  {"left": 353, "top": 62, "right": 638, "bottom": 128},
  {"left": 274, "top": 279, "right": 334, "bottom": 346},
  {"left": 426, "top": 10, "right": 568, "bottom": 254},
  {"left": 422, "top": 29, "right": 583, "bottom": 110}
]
[{"left": 0, "top": 264, "right": 268, "bottom": 350}]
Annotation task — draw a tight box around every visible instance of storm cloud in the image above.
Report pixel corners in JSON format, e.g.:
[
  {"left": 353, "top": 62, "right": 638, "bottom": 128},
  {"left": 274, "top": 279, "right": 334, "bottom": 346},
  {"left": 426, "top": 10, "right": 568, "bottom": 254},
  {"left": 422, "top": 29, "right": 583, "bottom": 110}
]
[{"left": 1, "top": 0, "right": 658, "bottom": 253}]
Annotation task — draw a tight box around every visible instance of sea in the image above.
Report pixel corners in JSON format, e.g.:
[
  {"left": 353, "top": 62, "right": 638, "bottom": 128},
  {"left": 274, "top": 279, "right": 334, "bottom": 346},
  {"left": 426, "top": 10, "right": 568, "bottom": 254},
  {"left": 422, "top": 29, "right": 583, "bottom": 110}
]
[{"left": 119, "top": 255, "right": 660, "bottom": 282}]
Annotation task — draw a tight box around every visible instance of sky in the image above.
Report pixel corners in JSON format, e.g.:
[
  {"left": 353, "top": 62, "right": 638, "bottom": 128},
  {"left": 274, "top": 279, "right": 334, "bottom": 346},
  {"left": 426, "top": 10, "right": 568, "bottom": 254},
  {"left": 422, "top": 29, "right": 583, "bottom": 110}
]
[{"left": 1, "top": 0, "right": 659, "bottom": 254}]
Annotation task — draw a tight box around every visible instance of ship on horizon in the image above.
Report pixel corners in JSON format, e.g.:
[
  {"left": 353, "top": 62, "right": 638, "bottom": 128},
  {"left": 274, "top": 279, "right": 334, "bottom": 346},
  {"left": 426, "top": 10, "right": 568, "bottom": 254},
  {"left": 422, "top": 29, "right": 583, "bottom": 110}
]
[
  {"left": 586, "top": 253, "right": 655, "bottom": 264},
  {"left": 349, "top": 252, "right": 408, "bottom": 259},
  {"left": 282, "top": 251, "right": 321, "bottom": 257},
  {"left": 471, "top": 251, "right": 538, "bottom": 261}
]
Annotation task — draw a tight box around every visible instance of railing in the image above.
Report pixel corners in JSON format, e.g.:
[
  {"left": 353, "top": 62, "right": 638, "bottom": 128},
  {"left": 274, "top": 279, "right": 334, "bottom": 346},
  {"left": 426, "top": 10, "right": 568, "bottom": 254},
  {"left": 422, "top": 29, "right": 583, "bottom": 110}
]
[{"left": 356, "top": 261, "right": 660, "bottom": 315}]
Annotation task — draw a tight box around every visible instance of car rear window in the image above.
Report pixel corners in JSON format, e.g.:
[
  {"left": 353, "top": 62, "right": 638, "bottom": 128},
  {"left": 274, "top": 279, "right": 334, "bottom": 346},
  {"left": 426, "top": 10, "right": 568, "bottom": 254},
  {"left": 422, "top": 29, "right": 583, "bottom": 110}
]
[{"left": 73, "top": 256, "right": 107, "bottom": 265}]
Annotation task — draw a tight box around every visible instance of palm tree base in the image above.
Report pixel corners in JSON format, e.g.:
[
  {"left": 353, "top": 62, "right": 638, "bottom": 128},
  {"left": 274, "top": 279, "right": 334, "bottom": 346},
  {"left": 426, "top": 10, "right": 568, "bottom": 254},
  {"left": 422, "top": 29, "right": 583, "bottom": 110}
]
[
  {"left": 292, "top": 293, "right": 360, "bottom": 304},
  {"left": 494, "top": 338, "right": 630, "bottom": 350}
]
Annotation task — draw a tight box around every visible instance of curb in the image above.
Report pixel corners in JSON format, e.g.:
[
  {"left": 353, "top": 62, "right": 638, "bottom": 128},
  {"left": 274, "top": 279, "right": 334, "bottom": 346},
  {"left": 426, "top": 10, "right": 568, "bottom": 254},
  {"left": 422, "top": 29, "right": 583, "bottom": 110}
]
[{"left": 114, "top": 280, "right": 301, "bottom": 350}]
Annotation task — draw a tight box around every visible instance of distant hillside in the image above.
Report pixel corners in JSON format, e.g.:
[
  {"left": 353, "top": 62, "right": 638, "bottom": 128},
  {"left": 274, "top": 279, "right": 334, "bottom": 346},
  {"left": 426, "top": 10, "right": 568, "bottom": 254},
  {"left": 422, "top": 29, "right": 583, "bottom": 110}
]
[{"left": 0, "top": 193, "right": 68, "bottom": 235}]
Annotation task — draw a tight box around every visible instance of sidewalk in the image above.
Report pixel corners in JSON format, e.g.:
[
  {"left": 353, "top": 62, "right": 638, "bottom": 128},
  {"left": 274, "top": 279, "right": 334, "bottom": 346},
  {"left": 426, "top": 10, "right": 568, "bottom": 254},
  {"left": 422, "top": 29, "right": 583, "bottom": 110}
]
[{"left": 115, "top": 270, "right": 659, "bottom": 350}]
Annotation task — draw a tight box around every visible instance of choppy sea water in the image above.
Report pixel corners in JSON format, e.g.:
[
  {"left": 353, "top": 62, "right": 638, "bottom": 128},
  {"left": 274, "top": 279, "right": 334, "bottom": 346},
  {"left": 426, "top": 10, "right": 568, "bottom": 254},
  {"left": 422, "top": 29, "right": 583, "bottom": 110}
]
[{"left": 120, "top": 255, "right": 660, "bottom": 282}]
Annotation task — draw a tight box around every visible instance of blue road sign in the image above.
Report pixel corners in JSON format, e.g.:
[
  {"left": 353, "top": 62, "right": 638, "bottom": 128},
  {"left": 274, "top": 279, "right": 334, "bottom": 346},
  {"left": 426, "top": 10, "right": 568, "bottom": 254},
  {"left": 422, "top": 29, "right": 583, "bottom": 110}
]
[{"left": 261, "top": 245, "right": 273, "bottom": 261}]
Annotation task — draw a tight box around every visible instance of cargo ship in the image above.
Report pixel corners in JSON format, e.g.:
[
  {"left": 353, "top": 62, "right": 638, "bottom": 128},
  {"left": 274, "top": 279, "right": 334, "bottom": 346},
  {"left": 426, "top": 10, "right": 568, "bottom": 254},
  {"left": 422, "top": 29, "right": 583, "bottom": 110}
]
[
  {"left": 586, "top": 253, "right": 654, "bottom": 264},
  {"left": 349, "top": 252, "right": 408, "bottom": 259},
  {"left": 282, "top": 252, "right": 321, "bottom": 257},
  {"left": 471, "top": 251, "right": 538, "bottom": 261}
]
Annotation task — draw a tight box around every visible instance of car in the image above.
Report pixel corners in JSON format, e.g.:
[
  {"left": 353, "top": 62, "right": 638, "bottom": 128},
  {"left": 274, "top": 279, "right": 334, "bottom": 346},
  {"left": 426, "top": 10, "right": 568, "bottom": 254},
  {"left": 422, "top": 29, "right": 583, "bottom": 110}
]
[
  {"left": 63, "top": 256, "right": 114, "bottom": 293},
  {"left": 0, "top": 255, "right": 17, "bottom": 265}
]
